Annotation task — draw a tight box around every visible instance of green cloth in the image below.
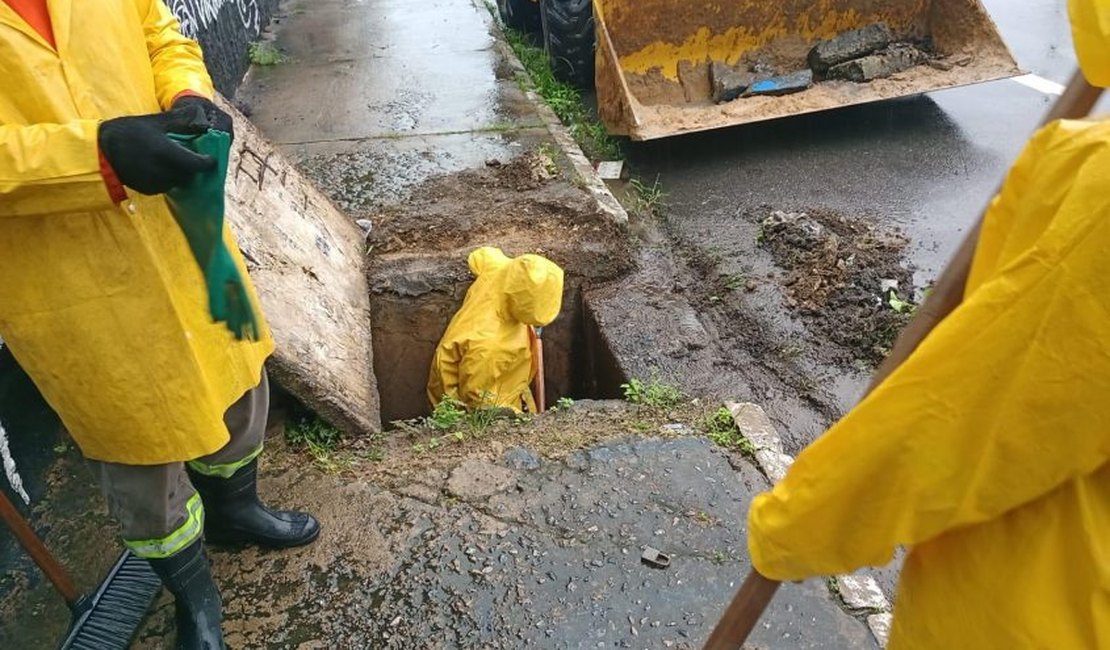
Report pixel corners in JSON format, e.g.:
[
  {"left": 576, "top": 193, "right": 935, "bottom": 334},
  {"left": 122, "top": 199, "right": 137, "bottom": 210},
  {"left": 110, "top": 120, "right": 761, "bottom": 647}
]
[{"left": 165, "top": 130, "right": 260, "bottom": 341}]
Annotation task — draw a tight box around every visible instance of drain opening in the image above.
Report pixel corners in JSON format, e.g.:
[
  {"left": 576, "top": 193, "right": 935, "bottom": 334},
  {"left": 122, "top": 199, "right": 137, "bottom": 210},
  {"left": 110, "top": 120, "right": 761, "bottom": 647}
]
[{"left": 371, "top": 281, "right": 626, "bottom": 426}]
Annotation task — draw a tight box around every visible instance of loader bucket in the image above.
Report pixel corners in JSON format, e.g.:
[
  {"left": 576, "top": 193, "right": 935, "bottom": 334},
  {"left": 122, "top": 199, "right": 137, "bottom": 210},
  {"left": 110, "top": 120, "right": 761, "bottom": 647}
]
[{"left": 594, "top": 0, "right": 1022, "bottom": 140}]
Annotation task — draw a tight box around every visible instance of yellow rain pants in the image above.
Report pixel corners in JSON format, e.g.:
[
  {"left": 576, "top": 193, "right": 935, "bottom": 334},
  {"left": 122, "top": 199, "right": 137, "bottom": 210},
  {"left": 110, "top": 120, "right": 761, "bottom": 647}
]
[
  {"left": 428, "top": 247, "right": 564, "bottom": 412},
  {"left": 0, "top": 0, "right": 273, "bottom": 464},
  {"left": 747, "top": 118, "right": 1110, "bottom": 648}
]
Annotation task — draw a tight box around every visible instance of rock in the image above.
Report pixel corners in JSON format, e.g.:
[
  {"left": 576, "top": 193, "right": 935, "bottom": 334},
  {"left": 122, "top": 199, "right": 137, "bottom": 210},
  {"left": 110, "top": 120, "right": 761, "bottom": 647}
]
[
  {"left": 808, "top": 23, "right": 894, "bottom": 73},
  {"left": 827, "top": 44, "right": 928, "bottom": 82},
  {"left": 709, "top": 61, "right": 753, "bottom": 103},
  {"left": 395, "top": 482, "right": 440, "bottom": 503},
  {"left": 748, "top": 70, "right": 813, "bottom": 96},
  {"left": 867, "top": 612, "right": 894, "bottom": 646},
  {"left": 503, "top": 446, "right": 541, "bottom": 471},
  {"left": 926, "top": 58, "right": 954, "bottom": 72},
  {"left": 446, "top": 459, "right": 517, "bottom": 501},
  {"left": 836, "top": 575, "right": 890, "bottom": 611}
]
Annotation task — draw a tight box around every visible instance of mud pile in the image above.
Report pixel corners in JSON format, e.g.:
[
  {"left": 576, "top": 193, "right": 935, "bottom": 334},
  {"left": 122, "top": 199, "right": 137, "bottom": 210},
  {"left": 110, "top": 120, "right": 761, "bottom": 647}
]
[{"left": 759, "top": 209, "right": 914, "bottom": 365}]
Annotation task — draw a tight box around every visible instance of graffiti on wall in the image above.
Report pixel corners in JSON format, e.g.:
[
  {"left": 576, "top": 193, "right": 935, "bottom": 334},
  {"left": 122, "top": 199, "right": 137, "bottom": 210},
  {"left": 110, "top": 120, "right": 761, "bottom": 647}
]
[{"left": 169, "top": 0, "right": 262, "bottom": 39}]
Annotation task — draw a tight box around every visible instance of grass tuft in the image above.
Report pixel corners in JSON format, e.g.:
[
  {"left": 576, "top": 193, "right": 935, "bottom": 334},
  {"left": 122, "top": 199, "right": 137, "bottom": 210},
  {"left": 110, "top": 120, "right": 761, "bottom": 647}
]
[{"left": 503, "top": 29, "right": 621, "bottom": 161}]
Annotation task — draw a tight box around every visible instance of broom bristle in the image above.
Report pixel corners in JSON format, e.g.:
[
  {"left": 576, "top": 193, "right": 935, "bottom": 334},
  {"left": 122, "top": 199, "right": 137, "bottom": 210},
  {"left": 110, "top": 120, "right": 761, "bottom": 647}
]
[{"left": 62, "top": 552, "right": 162, "bottom": 650}]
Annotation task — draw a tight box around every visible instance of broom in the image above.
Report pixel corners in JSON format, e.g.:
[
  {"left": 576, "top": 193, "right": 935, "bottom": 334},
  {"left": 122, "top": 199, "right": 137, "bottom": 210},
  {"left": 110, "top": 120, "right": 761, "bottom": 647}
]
[
  {"left": 702, "top": 71, "right": 1105, "bottom": 650},
  {"left": 0, "top": 490, "right": 162, "bottom": 649}
]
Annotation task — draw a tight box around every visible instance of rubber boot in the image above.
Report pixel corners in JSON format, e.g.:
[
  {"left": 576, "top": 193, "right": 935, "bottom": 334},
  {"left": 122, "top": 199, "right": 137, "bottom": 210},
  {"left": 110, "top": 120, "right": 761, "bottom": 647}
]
[
  {"left": 187, "top": 459, "right": 320, "bottom": 548},
  {"left": 147, "top": 539, "right": 225, "bottom": 650}
]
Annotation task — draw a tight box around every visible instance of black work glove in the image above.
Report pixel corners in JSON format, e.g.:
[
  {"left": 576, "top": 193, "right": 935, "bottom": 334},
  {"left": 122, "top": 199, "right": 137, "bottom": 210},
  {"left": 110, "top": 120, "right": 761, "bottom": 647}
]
[
  {"left": 98, "top": 104, "right": 215, "bottom": 195},
  {"left": 172, "top": 95, "right": 234, "bottom": 140}
]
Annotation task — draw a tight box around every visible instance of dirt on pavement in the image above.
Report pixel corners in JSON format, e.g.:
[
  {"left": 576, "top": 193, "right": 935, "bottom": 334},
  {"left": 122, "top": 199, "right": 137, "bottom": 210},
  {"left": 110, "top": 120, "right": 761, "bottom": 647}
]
[{"left": 757, "top": 208, "right": 914, "bottom": 366}]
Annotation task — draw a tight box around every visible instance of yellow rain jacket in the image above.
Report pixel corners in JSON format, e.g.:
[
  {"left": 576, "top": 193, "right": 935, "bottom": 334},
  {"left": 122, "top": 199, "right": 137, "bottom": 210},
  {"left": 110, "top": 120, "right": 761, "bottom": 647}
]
[
  {"left": 748, "top": 7, "right": 1110, "bottom": 643},
  {"left": 0, "top": 0, "right": 273, "bottom": 464},
  {"left": 428, "top": 247, "right": 564, "bottom": 412}
]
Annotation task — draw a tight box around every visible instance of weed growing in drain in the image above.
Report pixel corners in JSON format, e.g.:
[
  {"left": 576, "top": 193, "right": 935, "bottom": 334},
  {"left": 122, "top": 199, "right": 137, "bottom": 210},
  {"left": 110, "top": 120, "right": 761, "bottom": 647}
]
[
  {"left": 536, "top": 143, "right": 560, "bottom": 176},
  {"left": 407, "top": 394, "right": 510, "bottom": 454},
  {"left": 552, "top": 396, "right": 575, "bottom": 411},
  {"left": 285, "top": 416, "right": 367, "bottom": 473},
  {"left": 701, "top": 407, "right": 756, "bottom": 457},
  {"left": 427, "top": 395, "right": 468, "bottom": 431},
  {"left": 248, "top": 41, "right": 286, "bottom": 66},
  {"left": 503, "top": 28, "right": 622, "bottom": 161},
  {"left": 628, "top": 177, "right": 667, "bottom": 218},
  {"left": 622, "top": 377, "right": 684, "bottom": 409}
]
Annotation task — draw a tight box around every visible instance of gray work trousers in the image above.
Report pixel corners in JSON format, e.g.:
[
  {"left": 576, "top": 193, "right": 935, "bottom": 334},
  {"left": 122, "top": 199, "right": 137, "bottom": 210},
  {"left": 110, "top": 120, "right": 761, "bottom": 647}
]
[{"left": 88, "top": 371, "right": 269, "bottom": 558}]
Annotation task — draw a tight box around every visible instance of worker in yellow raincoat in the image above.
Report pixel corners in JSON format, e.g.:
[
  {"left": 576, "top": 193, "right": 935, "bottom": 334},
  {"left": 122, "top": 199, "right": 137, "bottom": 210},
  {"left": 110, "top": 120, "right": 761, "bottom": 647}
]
[
  {"left": 0, "top": 1, "right": 318, "bottom": 647},
  {"left": 429, "top": 247, "right": 564, "bottom": 412},
  {"left": 747, "top": 2, "right": 1110, "bottom": 647}
]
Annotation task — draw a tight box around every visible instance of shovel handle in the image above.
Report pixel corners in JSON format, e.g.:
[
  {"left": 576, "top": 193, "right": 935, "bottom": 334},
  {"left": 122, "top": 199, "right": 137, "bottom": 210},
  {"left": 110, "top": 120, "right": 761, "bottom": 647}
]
[
  {"left": 703, "top": 570, "right": 781, "bottom": 649},
  {"left": 0, "top": 489, "right": 80, "bottom": 605}
]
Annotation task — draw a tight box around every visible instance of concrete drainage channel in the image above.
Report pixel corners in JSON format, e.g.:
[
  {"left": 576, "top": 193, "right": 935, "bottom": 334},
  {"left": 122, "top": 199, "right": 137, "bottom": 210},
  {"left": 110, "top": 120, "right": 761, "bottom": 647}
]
[
  {"left": 361, "top": 149, "right": 635, "bottom": 425},
  {"left": 371, "top": 270, "right": 627, "bottom": 424}
]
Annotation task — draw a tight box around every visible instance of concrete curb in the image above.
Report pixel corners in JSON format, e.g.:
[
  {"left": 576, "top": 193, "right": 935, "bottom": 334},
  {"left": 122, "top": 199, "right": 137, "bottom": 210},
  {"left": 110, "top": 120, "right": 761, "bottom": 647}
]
[
  {"left": 725, "top": 401, "right": 893, "bottom": 648},
  {"left": 485, "top": 19, "right": 629, "bottom": 226}
]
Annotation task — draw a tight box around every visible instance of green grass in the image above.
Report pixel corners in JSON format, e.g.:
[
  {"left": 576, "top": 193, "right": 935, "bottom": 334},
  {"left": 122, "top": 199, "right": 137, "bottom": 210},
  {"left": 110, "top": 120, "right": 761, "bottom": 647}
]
[
  {"left": 407, "top": 394, "right": 509, "bottom": 454},
  {"left": 248, "top": 41, "right": 287, "bottom": 66},
  {"left": 628, "top": 176, "right": 667, "bottom": 218},
  {"left": 503, "top": 29, "right": 622, "bottom": 162},
  {"left": 621, "top": 377, "right": 684, "bottom": 409},
  {"left": 701, "top": 407, "right": 756, "bottom": 457},
  {"left": 285, "top": 416, "right": 354, "bottom": 473},
  {"left": 552, "top": 396, "right": 575, "bottom": 411}
]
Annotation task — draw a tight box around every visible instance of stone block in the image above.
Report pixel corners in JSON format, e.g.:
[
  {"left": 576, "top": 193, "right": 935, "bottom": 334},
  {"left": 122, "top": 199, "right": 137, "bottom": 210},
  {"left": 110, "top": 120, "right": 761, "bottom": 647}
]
[{"left": 808, "top": 23, "right": 894, "bottom": 73}]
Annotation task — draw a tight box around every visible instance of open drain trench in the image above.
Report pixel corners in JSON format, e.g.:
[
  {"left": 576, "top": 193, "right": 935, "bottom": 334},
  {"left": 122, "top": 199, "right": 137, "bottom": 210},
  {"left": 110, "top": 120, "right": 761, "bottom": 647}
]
[{"left": 370, "top": 261, "right": 627, "bottom": 424}]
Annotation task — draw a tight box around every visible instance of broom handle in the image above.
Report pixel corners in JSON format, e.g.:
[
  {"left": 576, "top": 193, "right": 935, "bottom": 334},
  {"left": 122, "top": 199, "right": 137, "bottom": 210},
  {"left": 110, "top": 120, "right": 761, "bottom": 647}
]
[
  {"left": 703, "top": 71, "right": 1104, "bottom": 650},
  {"left": 0, "top": 489, "right": 80, "bottom": 605}
]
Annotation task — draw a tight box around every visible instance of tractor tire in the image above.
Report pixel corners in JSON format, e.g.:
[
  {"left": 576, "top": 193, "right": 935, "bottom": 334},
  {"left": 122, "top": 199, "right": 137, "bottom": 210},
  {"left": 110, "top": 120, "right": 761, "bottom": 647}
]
[
  {"left": 541, "top": 0, "right": 595, "bottom": 89},
  {"left": 498, "top": 0, "right": 542, "bottom": 35}
]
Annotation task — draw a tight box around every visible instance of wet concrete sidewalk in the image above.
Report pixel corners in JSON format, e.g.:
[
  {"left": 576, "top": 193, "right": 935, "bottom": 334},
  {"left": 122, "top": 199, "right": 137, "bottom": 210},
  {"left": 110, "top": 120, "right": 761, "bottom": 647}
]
[{"left": 236, "top": 0, "right": 549, "bottom": 215}]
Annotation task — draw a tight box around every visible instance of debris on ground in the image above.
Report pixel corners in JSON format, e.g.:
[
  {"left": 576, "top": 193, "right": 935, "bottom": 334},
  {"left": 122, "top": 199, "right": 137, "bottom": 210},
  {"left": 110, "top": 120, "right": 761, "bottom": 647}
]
[{"left": 757, "top": 209, "right": 914, "bottom": 365}]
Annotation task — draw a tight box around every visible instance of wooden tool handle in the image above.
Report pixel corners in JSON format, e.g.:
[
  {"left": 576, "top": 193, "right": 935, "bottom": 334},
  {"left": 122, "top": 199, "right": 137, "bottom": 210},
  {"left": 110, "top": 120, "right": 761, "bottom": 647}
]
[
  {"left": 1042, "top": 71, "right": 1103, "bottom": 124},
  {"left": 531, "top": 328, "right": 546, "bottom": 413},
  {"left": 0, "top": 489, "right": 80, "bottom": 605},
  {"left": 702, "top": 570, "right": 781, "bottom": 649}
]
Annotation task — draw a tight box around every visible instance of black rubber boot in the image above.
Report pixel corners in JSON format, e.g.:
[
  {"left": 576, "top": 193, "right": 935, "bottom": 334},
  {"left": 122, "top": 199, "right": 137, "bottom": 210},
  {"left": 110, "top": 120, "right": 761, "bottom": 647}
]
[
  {"left": 147, "top": 540, "right": 225, "bottom": 650},
  {"left": 187, "top": 459, "right": 320, "bottom": 548}
]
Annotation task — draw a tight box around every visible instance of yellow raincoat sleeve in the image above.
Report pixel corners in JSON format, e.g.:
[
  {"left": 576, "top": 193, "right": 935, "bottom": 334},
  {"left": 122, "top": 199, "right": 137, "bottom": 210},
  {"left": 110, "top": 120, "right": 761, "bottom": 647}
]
[
  {"left": 748, "top": 122, "right": 1110, "bottom": 581},
  {"left": 0, "top": 121, "right": 118, "bottom": 218},
  {"left": 138, "top": 0, "right": 215, "bottom": 108}
]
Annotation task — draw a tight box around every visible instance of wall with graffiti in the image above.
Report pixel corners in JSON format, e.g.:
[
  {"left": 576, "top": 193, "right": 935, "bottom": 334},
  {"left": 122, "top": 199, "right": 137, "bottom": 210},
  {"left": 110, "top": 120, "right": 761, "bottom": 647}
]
[{"left": 168, "top": 0, "right": 280, "bottom": 95}]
